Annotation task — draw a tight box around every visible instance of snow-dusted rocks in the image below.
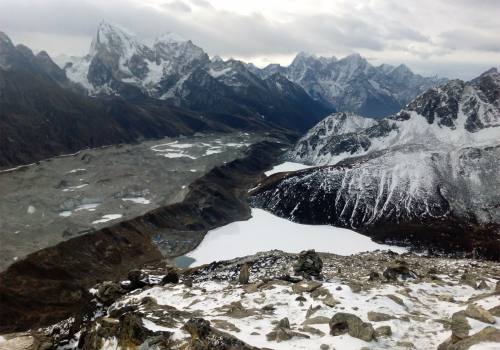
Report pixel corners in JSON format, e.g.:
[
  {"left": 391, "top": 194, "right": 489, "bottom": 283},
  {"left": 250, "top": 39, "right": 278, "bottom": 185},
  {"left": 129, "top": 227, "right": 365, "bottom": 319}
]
[
  {"left": 11, "top": 250, "right": 499, "bottom": 349},
  {"left": 251, "top": 52, "right": 447, "bottom": 118},
  {"left": 252, "top": 69, "right": 500, "bottom": 259}
]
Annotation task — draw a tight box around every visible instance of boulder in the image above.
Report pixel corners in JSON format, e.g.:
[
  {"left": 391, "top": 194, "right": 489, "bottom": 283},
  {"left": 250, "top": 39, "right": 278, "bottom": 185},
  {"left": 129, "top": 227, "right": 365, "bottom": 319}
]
[
  {"left": 278, "top": 317, "right": 291, "bottom": 329},
  {"left": 465, "top": 304, "right": 496, "bottom": 324},
  {"left": 293, "top": 250, "right": 323, "bottom": 279},
  {"left": 161, "top": 267, "right": 180, "bottom": 285},
  {"left": 127, "top": 269, "right": 147, "bottom": 289},
  {"left": 477, "top": 280, "right": 489, "bottom": 290},
  {"left": 239, "top": 263, "right": 250, "bottom": 284},
  {"left": 368, "top": 271, "right": 380, "bottom": 281},
  {"left": 460, "top": 273, "right": 478, "bottom": 289},
  {"left": 292, "top": 281, "right": 322, "bottom": 294},
  {"left": 266, "top": 328, "right": 310, "bottom": 342},
  {"left": 80, "top": 313, "right": 171, "bottom": 349},
  {"left": 489, "top": 305, "right": 500, "bottom": 317},
  {"left": 95, "top": 281, "right": 126, "bottom": 305},
  {"left": 367, "top": 311, "right": 395, "bottom": 322},
  {"left": 266, "top": 317, "right": 310, "bottom": 343},
  {"left": 439, "top": 326, "right": 500, "bottom": 350},
  {"left": 375, "top": 325, "right": 392, "bottom": 337},
  {"left": 383, "top": 261, "right": 416, "bottom": 281},
  {"left": 451, "top": 311, "right": 471, "bottom": 341},
  {"left": 183, "top": 318, "right": 211, "bottom": 340},
  {"left": 300, "top": 326, "right": 325, "bottom": 337},
  {"left": 303, "top": 316, "right": 331, "bottom": 326},
  {"left": 323, "top": 296, "right": 340, "bottom": 307},
  {"left": 182, "top": 318, "right": 258, "bottom": 349},
  {"left": 329, "top": 312, "right": 375, "bottom": 342}
]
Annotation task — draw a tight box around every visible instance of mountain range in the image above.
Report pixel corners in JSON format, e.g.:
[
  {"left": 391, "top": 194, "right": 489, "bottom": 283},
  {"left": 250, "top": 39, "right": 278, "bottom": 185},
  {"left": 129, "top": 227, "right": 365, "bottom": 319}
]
[
  {"left": 61, "top": 22, "right": 330, "bottom": 131},
  {"left": 0, "top": 21, "right": 452, "bottom": 168},
  {"left": 247, "top": 52, "right": 447, "bottom": 118},
  {"left": 0, "top": 26, "right": 326, "bottom": 169},
  {"left": 251, "top": 68, "right": 500, "bottom": 259}
]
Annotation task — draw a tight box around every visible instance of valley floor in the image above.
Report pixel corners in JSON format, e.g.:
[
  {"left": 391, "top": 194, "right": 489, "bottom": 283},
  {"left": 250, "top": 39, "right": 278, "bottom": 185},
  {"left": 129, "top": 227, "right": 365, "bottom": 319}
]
[{"left": 0, "top": 132, "right": 265, "bottom": 271}]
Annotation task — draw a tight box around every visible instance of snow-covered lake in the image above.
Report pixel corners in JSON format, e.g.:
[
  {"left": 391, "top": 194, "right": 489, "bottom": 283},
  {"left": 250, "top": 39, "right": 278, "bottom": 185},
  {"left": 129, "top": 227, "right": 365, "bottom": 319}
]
[{"left": 184, "top": 209, "right": 407, "bottom": 266}]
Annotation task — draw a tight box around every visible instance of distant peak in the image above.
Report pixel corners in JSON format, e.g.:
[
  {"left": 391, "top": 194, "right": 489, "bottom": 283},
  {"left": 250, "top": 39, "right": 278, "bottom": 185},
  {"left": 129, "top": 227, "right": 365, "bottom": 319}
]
[
  {"left": 480, "top": 67, "right": 498, "bottom": 76},
  {"left": 211, "top": 55, "right": 223, "bottom": 62},
  {"left": 90, "top": 21, "right": 139, "bottom": 56},
  {"left": 343, "top": 53, "right": 364, "bottom": 61},
  {"left": 0, "top": 31, "right": 13, "bottom": 47},
  {"left": 155, "top": 32, "right": 188, "bottom": 44},
  {"left": 296, "top": 51, "right": 315, "bottom": 59}
]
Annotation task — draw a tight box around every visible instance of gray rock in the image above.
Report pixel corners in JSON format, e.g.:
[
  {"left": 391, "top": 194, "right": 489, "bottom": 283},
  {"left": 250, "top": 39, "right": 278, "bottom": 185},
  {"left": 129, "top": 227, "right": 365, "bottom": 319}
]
[
  {"left": 323, "top": 296, "right": 340, "bottom": 307},
  {"left": 451, "top": 311, "right": 471, "bottom": 340},
  {"left": 300, "top": 326, "right": 325, "bottom": 337},
  {"left": 239, "top": 263, "right": 250, "bottom": 284},
  {"left": 303, "top": 316, "right": 331, "bottom": 326},
  {"left": 293, "top": 250, "right": 323, "bottom": 279},
  {"left": 489, "top": 305, "right": 500, "bottom": 317},
  {"left": 375, "top": 325, "right": 392, "bottom": 337},
  {"left": 96, "top": 281, "right": 126, "bottom": 305},
  {"left": 460, "top": 273, "right": 478, "bottom": 289},
  {"left": 383, "top": 261, "right": 416, "bottom": 281},
  {"left": 439, "top": 326, "right": 500, "bottom": 350},
  {"left": 329, "top": 312, "right": 375, "bottom": 342},
  {"left": 367, "top": 311, "right": 395, "bottom": 322},
  {"left": 161, "top": 267, "right": 180, "bottom": 284},
  {"left": 278, "top": 317, "right": 290, "bottom": 329},
  {"left": 465, "top": 304, "right": 496, "bottom": 324},
  {"left": 477, "top": 280, "right": 489, "bottom": 290},
  {"left": 292, "top": 281, "right": 323, "bottom": 294},
  {"left": 306, "top": 305, "right": 322, "bottom": 318}
]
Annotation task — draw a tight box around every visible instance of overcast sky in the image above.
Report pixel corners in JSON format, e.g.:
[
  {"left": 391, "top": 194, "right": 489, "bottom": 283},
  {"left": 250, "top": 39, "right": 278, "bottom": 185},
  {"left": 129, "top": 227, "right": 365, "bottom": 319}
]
[{"left": 1, "top": 0, "right": 499, "bottom": 79}]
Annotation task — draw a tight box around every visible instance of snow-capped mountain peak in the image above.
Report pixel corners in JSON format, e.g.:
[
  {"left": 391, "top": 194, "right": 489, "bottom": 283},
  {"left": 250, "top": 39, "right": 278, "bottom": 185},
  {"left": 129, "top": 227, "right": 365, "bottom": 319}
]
[
  {"left": 0, "top": 31, "right": 13, "bottom": 47},
  {"left": 155, "top": 32, "right": 188, "bottom": 44},
  {"left": 89, "top": 21, "right": 144, "bottom": 58}
]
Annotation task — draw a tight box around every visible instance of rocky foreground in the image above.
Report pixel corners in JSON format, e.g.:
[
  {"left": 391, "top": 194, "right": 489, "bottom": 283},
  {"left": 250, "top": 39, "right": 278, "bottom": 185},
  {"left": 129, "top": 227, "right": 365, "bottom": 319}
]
[{"left": 1, "top": 250, "right": 499, "bottom": 350}]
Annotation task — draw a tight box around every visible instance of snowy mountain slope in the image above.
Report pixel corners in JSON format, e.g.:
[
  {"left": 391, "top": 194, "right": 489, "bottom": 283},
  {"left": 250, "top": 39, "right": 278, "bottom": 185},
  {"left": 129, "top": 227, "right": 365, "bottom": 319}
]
[
  {"left": 288, "top": 70, "right": 500, "bottom": 165},
  {"left": 251, "top": 69, "right": 500, "bottom": 259},
  {"left": 252, "top": 52, "right": 447, "bottom": 118},
  {"left": 62, "top": 22, "right": 331, "bottom": 131}
]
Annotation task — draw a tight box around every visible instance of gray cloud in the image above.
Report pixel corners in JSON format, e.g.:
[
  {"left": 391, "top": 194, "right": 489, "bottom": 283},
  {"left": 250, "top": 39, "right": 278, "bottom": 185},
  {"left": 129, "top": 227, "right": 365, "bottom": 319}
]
[
  {"left": 162, "top": 1, "right": 192, "bottom": 13},
  {"left": 0, "top": 0, "right": 498, "bottom": 79},
  {"left": 440, "top": 29, "right": 500, "bottom": 52}
]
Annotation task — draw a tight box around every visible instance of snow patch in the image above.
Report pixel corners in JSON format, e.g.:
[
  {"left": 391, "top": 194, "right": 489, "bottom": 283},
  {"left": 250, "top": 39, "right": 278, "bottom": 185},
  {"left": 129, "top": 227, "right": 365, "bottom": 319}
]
[
  {"left": 265, "top": 162, "right": 315, "bottom": 176},
  {"left": 92, "top": 214, "right": 123, "bottom": 224}
]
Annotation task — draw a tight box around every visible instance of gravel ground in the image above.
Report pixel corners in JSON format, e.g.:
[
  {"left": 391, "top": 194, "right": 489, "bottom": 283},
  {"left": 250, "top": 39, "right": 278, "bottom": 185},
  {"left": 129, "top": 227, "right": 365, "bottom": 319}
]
[{"left": 0, "top": 132, "right": 268, "bottom": 271}]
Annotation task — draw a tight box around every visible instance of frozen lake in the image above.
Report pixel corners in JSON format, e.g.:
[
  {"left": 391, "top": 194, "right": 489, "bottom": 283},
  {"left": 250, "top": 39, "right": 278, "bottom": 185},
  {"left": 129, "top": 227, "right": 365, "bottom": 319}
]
[{"left": 184, "top": 208, "right": 407, "bottom": 266}]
